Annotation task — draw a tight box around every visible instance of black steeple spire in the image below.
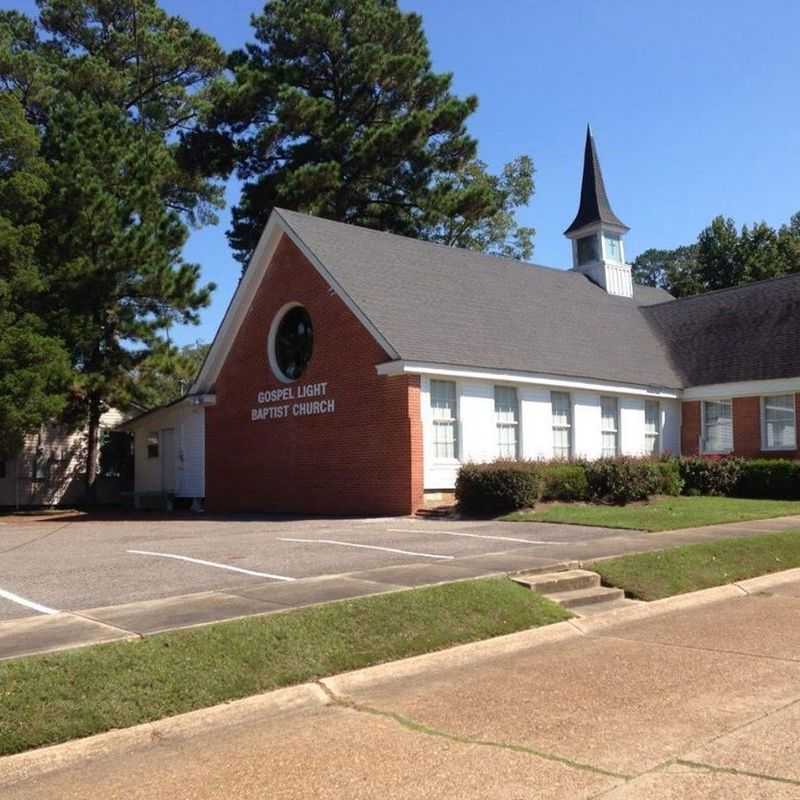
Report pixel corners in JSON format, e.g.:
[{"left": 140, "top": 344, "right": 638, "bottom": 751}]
[{"left": 564, "top": 125, "right": 628, "bottom": 235}]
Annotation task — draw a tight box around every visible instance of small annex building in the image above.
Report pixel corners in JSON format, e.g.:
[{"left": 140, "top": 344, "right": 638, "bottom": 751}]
[{"left": 122, "top": 128, "right": 800, "bottom": 515}]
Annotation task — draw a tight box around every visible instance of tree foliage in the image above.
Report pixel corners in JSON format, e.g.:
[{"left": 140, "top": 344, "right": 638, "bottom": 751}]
[
  {"left": 0, "top": 1, "right": 222, "bottom": 491},
  {"left": 0, "top": 93, "right": 71, "bottom": 457},
  {"left": 135, "top": 341, "right": 210, "bottom": 408},
  {"left": 633, "top": 212, "right": 800, "bottom": 297},
  {"left": 202, "top": 0, "right": 534, "bottom": 264}
]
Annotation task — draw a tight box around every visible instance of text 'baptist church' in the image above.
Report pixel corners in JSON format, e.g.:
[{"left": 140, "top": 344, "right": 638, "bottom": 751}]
[{"left": 251, "top": 381, "right": 335, "bottom": 421}]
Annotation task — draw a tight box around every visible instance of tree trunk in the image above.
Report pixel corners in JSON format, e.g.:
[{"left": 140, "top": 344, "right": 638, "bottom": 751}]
[{"left": 85, "top": 392, "right": 102, "bottom": 505}]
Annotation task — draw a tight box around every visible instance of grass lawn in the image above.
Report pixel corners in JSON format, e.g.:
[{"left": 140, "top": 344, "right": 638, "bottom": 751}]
[
  {"left": 503, "top": 495, "right": 800, "bottom": 532},
  {"left": 0, "top": 577, "right": 569, "bottom": 757},
  {"left": 594, "top": 530, "right": 800, "bottom": 601}
]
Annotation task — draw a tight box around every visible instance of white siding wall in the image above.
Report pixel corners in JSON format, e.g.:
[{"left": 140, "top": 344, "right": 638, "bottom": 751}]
[
  {"left": 421, "top": 376, "right": 681, "bottom": 490},
  {"left": 519, "top": 387, "right": 553, "bottom": 460},
  {"left": 0, "top": 409, "right": 127, "bottom": 507},
  {"left": 573, "top": 392, "right": 602, "bottom": 459},
  {"left": 131, "top": 403, "right": 205, "bottom": 498}
]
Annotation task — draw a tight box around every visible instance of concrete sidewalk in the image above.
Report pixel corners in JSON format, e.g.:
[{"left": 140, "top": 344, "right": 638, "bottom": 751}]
[
  {"left": 4, "top": 569, "right": 800, "bottom": 798},
  {"left": 2, "top": 513, "right": 800, "bottom": 662}
]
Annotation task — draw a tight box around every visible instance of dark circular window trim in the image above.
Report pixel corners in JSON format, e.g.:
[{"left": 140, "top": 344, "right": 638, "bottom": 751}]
[{"left": 268, "top": 303, "right": 314, "bottom": 383}]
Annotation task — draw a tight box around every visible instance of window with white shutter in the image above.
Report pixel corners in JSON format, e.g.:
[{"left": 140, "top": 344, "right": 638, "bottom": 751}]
[
  {"left": 551, "top": 392, "right": 572, "bottom": 459},
  {"left": 702, "top": 400, "right": 733, "bottom": 453},
  {"left": 430, "top": 380, "right": 458, "bottom": 460},
  {"left": 494, "top": 386, "right": 519, "bottom": 459},
  {"left": 600, "top": 396, "right": 619, "bottom": 458},
  {"left": 762, "top": 395, "right": 796, "bottom": 450},
  {"left": 644, "top": 400, "right": 661, "bottom": 455}
]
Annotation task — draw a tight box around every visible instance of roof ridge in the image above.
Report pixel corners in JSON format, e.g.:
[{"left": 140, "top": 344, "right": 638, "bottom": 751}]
[
  {"left": 644, "top": 271, "right": 800, "bottom": 308},
  {"left": 274, "top": 207, "right": 568, "bottom": 275}
]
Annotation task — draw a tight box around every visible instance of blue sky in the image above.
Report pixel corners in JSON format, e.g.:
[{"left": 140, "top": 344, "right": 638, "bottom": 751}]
[{"left": 5, "top": 0, "right": 800, "bottom": 345}]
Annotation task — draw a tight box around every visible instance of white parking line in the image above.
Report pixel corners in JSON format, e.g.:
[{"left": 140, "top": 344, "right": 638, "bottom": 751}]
[
  {"left": 127, "top": 550, "right": 296, "bottom": 581},
  {"left": 0, "top": 587, "right": 59, "bottom": 615},
  {"left": 278, "top": 538, "right": 454, "bottom": 560},
  {"left": 388, "top": 528, "right": 556, "bottom": 545}
]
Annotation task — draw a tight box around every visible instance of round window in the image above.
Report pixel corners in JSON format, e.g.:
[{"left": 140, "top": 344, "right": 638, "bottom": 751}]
[{"left": 271, "top": 305, "right": 313, "bottom": 381}]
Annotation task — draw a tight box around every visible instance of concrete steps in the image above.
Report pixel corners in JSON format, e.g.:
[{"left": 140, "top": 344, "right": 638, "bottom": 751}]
[{"left": 513, "top": 569, "right": 642, "bottom": 616}]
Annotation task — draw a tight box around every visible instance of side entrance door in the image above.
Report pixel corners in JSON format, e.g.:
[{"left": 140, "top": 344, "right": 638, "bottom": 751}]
[{"left": 160, "top": 428, "right": 176, "bottom": 494}]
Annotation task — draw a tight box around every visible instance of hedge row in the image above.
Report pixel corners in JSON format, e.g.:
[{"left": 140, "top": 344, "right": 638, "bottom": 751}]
[{"left": 455, "top": 456, "right": 800, "bottom": 514}]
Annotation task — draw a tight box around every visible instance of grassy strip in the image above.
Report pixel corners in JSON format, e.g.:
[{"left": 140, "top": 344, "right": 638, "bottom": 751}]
[
  {"left": 593, "top": 530, "right": 800, "bottom": 601},
  {"left": 503, "top": 496, "right": 800, "bottom": 532},
  {"left": 0, "top": 578, "right": 569, "bottom": 756}
]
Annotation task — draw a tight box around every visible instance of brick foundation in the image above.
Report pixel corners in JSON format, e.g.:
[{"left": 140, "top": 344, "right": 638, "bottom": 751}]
[{"left": 205, "top": 235, "right": 424, "bottom": 516}]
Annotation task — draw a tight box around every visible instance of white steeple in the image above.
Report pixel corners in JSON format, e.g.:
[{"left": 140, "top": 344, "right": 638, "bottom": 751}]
[{"left": 564, "top": 126, "right": 633, "bottom": 298}]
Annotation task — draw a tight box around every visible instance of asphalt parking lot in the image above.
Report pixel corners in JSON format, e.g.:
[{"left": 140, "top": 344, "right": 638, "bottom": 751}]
[
  {"left": 0, "top": 513, "right": 632, "bottom": 621},
  {"left": 2, "top": 511, "right": 795, "bottom": 661}
]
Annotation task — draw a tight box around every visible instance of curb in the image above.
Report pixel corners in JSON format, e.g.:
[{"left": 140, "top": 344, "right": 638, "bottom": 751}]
[
  {"left": 735, "top": 566, "right": 800, "bottom": 594},
  {"left": 0, "top": 683, "right": 328, "bottom": 788},
  {"left": 3, "top": 567, "right": 795, "bottom": 783}
]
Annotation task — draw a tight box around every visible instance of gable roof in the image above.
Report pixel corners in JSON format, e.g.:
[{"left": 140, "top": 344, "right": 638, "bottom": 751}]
[
  {"left": 273, "top": 209, "right": 683, "bottom": 389},
  {"left": 564, "top": 126, "right": 629, "bottom": 235},
  {"left": 193, "top": 208, "right": 800, "bottom": 399},
  {"left": 643, "top": 274, "right": 800, "bottom": 387}
]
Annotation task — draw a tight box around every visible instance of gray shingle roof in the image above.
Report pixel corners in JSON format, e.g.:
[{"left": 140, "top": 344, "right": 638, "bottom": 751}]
[
  {"left": 277, "top": 209, "right": 684, "bottom": 389},
  {"left": 564, "top": 126, "right": 629, "bottom": 235},
  {"left": 643, "top": 274, "right": 800, "bottom": 386}
]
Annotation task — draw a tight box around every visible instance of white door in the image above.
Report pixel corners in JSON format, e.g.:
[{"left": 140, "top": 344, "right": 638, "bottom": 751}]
[{"left": 160, "top": 428, "right": 176, "bottom": 493}]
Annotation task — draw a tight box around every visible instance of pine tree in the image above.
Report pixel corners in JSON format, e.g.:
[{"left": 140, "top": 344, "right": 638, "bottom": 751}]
[
  {"left": 204, "top": 0, "right": 534, "bottom": 264},
  {"left": 37, "top": 97, "right": 214, "bottom": 494},
  {"left": 1, "top": 2, "right": 224, "bottom": 496},
  {"left": 0, "top": 93, "right": 71, "bottom": 457}
]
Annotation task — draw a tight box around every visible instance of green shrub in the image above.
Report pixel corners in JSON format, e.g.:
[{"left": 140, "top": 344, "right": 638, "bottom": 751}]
[
  {"left": 653, "top": 458, "right": 683, "bottom": 496},
  {"left": 679, "top": 457, "right": 743, "bottom": 496},
  {"left": 539, "top": 463, "right": 589, "bottom": 501},
  {"left": 735, "top": 459, "right": 800, "bottom": 500},
  {"left": 456, "top": 463, "right": 540, "bottom": 515},
  {"left": 584, "top": 458, "right": 659, "bottom": 505}
]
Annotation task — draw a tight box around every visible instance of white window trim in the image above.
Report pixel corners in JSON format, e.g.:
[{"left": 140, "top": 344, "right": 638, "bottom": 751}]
[
  {"left": 430, "top": 379, "right": 460, "bottom": 464},
  {"left": 603, "top": 234, "right": 623, "bottom": 265},
  {"left": 146, "top": 431, "right": 160, "bottom": 460},
  {"left": 760, "top": 394, "right": 797, "bottom": 452},
  {"left": 600, "top": 396, "right": 620, "bottom": 458},
  {"left": 644, "top": 399, "right": 661, "bottom": 456},
  {"left": 494, "top": 385, "right": 520, "bottom": 460},
  {"left": 551, "top": 391, "right": 573, "bottom": 460},
  {"left": 701, "top": 399, "right": 734, "bottom": 455}
]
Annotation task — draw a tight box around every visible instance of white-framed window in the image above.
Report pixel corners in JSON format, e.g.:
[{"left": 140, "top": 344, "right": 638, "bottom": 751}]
[
  {"left": 494, "top": 386, "right": 520, "bottom": 459},
  {"left": 603, "top": 234, "right": 622, "bottom": 264},
  {"left": 146, "top": 432, "right": 160, "bottom": 459},
  {"left": 551, "top": 391, "right": 572, "bottom": 459},
  {"left": 702, "top": 400, "right": 733, "bottom": 453},
  {"left": 576, "top": 234, "right": 599, "bottom": 265},
  {"left": 600, "top": 396, "right": 619, "bottom": 458},
  {"left": 644, "top": 399, "right": 661, "bottom": 455},
  {"left": 430, "top": 380, "right": 458, "bottom": 460},
  {"left": 762, "top": 394, "right": 796, "bottom": 451}
]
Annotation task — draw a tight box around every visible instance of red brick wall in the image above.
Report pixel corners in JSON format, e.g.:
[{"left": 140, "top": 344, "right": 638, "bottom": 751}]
[
  {"left": 681, "top": 400, "right": 701, "bottom": 456},
  {"left": 205, "top": 235, "right": 424, "bottom": 515},
  {"left": 732, "top": 397, "right": 762, "bottom": 458},
  {"left": 681, "top": 395, "right": 800, "bottom": 459}
]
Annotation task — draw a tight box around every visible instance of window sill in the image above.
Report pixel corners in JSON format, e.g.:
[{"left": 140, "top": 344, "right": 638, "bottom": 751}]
[{"left": 760, "top": 447, "right": 798, "bottom": 453}]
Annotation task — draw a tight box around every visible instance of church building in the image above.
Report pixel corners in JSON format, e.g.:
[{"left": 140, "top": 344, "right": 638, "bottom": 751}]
[{"left": 123, "top": 129, "right": 800, "bottom": 515}]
